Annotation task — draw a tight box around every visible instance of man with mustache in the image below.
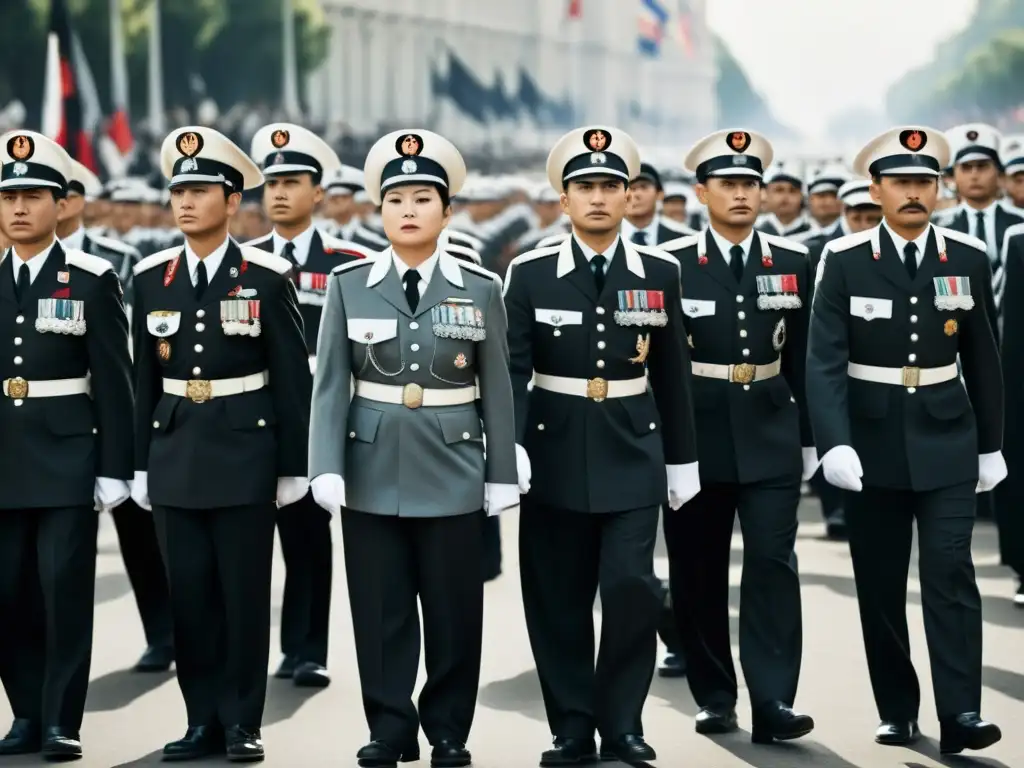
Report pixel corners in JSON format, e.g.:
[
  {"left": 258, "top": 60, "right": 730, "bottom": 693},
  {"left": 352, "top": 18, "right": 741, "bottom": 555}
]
[{"left": 808, "top": 126, "right": 1005, "bottom": 754}]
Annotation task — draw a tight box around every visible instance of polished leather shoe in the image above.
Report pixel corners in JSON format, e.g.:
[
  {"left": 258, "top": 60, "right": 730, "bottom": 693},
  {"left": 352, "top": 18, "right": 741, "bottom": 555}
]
[
  {"left": 658, "top": 652, "right": 687, "bottom": 678},
  {"left": 0, "top": 719, "right": 41, "bottom": 755},
  {"left": 939, "top": 713, "right": 1001, "bottom": 754},
  {"left": 41, "top": 727, "right": 81, "bottom": 761},
  {"left": 293, "top": 661, "right": 331, "bottom": 688},
  {"left": 225, "top": 726, "right": 264, "bottom": 762},
  {"left": 431, "top": 739, "right": 471, "bottom": 767},
  {"left": 135, "top": 644, "right": 174, "bottom": 673},
  {"left": 539, "top": 736, "right": 598, "bottom": 766},
  {"left": 162, "top": 725, "right": 225, "bottom": 761},
  {"left": 874, "top": 719, "right": 920, "bottom": 746},
  {"left": 356, "top": 739, "right": 421, "bottom": 767},
  {"left": 751, "top": 702, "right": 814, "bottom": 744},
  {"left": 695, "top": 706, "right": 739, "bottom": 735},
  {"left": 273, "top": 654, "right": 298, "bottom": 679},
  {"left": 599, "top": 735, "right": 656, "bottom": 764},
  {"left": 825, "top": 511, "right": 848, "bottom": 540}
]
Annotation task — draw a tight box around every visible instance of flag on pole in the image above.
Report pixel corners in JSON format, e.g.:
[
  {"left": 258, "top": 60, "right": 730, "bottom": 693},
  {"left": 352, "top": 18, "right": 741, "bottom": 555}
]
[
  {"left": 637, "top": 0, "right": 669, "bottom": 57},
  {"left": 568, "top": 0, "right": 583, "bottom": 19},
  {"left": 672, "top": 0, "right": 695, "bottom": 58},
  {"left": 108, "top": 0, "right": 133, "bottom": 153},
  {"left": 42, "top": 0, "right": 97, "bottom": 171}
]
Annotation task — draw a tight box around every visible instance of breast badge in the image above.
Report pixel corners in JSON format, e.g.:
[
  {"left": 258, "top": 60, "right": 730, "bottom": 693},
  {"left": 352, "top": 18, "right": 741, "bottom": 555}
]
[
  {"left": 454, "top": 352, "right": 468, "bottom": 369},
  {"left": 772, "top": 317, "right": 787, "bottom": 351},
  {"left": 614, "top": 290, "right": 667, "bottom": 327},
  {"left": 157, "top": 339, "right": 172, "bottom": 361},
  {"left": 431, "top": 302, "right": 486, "bottom": 341},
  {"left": 628, "top": 333, "right": 651, "bottom": 364},
  {"left": 944, "top": 318, "right": 958, "bottom": 336},
  {"left": 933, "top": 276, "right": 974, "bottom": 310}
]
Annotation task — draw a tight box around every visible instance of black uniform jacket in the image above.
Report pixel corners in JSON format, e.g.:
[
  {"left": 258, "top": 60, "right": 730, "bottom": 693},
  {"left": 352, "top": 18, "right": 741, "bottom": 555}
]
[
  {"left": 81, "top": 232, "right": 141, "bottom": 295},
  {"left": 0, "top": 244, "right": 133, "bottom": 509},
  {"left": 937, "top": 203, "right": 1024, "bottom": 257},
  {"left": 756, "top": 213, "right": 813, "bottom": 239},
  {"left": 807, "top": 224, "right": 1002, "bottom": 491},
  {"left": 997, "top": 222, "right": 1024, "bottom": 465},
  {"left": 662, "top": 230, "right": 813, "bottom": 484},
  {"left": 131, "top": 240, "right": 312, "bottom": 509},
  {"left": 503, "top": 235, "right": 698, "bottom": 514},
  {"left": 246, "top": 229, "right": 373, "bottom": 354}
]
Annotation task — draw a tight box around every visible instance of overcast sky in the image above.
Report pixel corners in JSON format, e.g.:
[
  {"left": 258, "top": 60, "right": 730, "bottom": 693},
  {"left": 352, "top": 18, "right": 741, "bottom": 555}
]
[{"left": 706, "top": 0, "right": 978, "bottom": 139}]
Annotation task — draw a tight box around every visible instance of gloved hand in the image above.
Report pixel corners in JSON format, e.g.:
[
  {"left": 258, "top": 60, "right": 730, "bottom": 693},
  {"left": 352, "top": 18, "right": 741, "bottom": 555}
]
[
  {"left": 276, "top": 476, "right": 309, "bottom": 508},
  {"left": 801, "top": 447, "right": 820, "bottom": 482},
  {"left": 977, "top": 451, "right": 1008, "bottom": 493},
  {"left": 94, "top": 477, "right": 130, "bottom": 512},
  {"left": 666, "top": 462, "right": 701, "bottom": 510},
  {"left": 130, "top": 470, "right": 152, "bottom": 511},
  {"left": 515, "top": 444, "right": 532, "bottom": 494},
  {"left": 484, "top": 483, "right": 519, "bottom": 516},
  {"left": 308, "top": 355, "right": 317, "bottom": 375},
  {"left": 821, "top": 445, "right": 863, "bottom": 492},
  {"left": 311, "top": 473, "right": 346, "bottom": 515}
]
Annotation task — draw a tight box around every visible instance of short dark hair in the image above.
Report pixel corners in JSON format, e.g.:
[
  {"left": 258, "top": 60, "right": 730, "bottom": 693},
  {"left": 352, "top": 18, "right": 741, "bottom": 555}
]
[{"left": 566, "top": 177, "right": 627, "bottom": 192}]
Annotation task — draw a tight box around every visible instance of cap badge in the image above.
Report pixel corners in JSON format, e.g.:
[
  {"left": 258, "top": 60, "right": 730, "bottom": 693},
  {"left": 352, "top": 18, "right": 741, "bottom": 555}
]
[
  {"left": 966, "top": 129, "right": 979, "bottom": 142},
  {"left": 727, "top": 131, "right": 752, "bottom": 153},
  {"left": 271, "top": 129, "right": 290, "bottom": 148},
  {"left": 401, "top": 159, "right": 418, "bottom": 174},
  {"left": 180, "top": 158, "right": 198, "bottom": 173},
  {"left": 11, "top": 163, "right": 27, "bottom": 176},
  {"left": 590, "top": 152, "right": 607, "bottom": 165},
  {"left": 732, "top": 155, "right": 748, "bottom": 166},
  {"left": 583, "top": 129, "right": 610, "bottom": 152},
  {"left": 397, "top": 133, "right": 423, "bottom": 157},
  {"left": 7, "top": 135, "right": 34, "bottom": 161},
  {"left": 176, "top": 131, "right": 203, "bottom": 158},
  {"left": 271, "top": 152, "right": 286, "bottom": 165},
  {"left": 899, "top": 130, "right": 926, "bottom": 152}
]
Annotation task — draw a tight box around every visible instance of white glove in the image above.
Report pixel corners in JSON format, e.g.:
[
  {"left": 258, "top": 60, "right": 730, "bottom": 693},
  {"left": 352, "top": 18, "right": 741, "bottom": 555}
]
[
  {"left": 94, "top": 477, "right": 130, "bottom": 512},
  {"left": 801, "top": 447, "right": 820, "bottom": 482},
  {"left": 311, "top": 473, "right": 346, "bottom": 515},
  {"left": 276, "top": 476, "right": 310, "bottom": 508},
  {"left": 821, "top": 445, "right": 863, "bottom": 492},
  {"left": 130, "top": 470, "right": 152, "bottom": 511},
  {"left": 484, "top": 483, "right": 519, "bottom": 516},
  {"left": 666, "top": 462, "right": 701, "bottom": 510},
  {"left": 515, "top": 444, "right": 532, "bottom": 494},
  {"left": 977, "top": 451, "right": 1008, "bottom": 493},
  {"left": 308, "top": 355, "right": 317, "bottom": 375}
]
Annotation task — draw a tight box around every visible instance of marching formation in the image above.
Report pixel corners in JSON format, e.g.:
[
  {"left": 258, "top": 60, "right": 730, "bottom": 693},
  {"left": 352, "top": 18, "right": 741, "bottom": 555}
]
[{"left": 0, "top": 112, "right": 1017, "bottom": 768}]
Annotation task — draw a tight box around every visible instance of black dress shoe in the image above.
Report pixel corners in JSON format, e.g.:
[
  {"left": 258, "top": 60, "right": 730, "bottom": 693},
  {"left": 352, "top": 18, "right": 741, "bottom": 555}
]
[
  {"left": 825, "top": 511, "right": 848, "bottom": 540},
  {"left": 695, "top": 706, "right": 739, "bottom": 735},
  {"left": 356, "top": 739, "right": 421, "bottom": 767},
  {"left": 1014, "top": 581, "right": 1023, "bottom": 607},
  {"left": 599, "top": 735, "right": 656, "bottom": 764},
  {"left": 658, "top": 652, "right": 687, "bottom": 678},
  {"left": 162, "top": 725, "right": 225, "bottom": 761},
  {"left": 939, "top": 712, "right": 1001, "bottom": 754},
  {"left": 225, "top": 726, "right": 264, "bottom": 763},
  {"left": 41, "top": 727, "right": 81, "bottom": 761},
  {"left": 539, "top": 736, "right": 598, "bottom": 766},
  {"left": 751, "top": 702, "right": 814, "bottom": 744},
  {"left": 874, "top": 719, "right": 920, "bottom": 746},
  {"left": 293, "top": 661, "right": 331, "bottom": 688},
  {"left": 273, "top": 654, "right": 298, "bottom": 679},
  {"left": 431, "top": 739, "right": 471, "bottom": 767},
  {"left": 0, "top": 718, "right": 41, "bottom": 755},
  {"left": 135, "top": 644, "right": 174, "bottom": 673}
]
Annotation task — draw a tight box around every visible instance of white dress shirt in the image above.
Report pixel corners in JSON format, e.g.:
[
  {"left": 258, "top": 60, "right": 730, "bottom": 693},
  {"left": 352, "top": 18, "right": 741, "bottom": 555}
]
[
  {"left": 708, "top": 227, "right": 755, "bottom": 265},
  {"left": 272, "top": 224, "right": 317, "bottom": 267},
  {"left": 573, "top": 233, "right": 621, "bottom": 272},
  {"left": 883, "top": 220, "right": 930, "bottom": 266},
  {"left": 10, "top": 238, "right": 58, "bottom": 287},
  {"left": 185, "top": 237, "right": 232, "bottom": 286},
  {"left": 962, "top": 200, "right": 999, "bottom": 258},
  {"left": 621, "top": 216, "right": 658, "bottom": 245},
  {"left": 60, "top": 226, "right": 86, "bottom": 252},
  {"left": 392, "top": 248, "right": 440, "bottom": 297}
]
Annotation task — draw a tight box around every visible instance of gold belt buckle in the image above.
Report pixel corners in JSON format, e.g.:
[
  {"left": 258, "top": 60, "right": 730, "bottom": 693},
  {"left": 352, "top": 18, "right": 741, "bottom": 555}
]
[
  {"left": 185, "top": 379, "right": 213, "bottom": 403},
  {"left": 731, "top": 363, "right": 756, "bottom": 385},
  {"left": 902, "top": 367, "right": 920, "bottom": 388},
  {"left": 5, "top": 377, "right": 28, "bottom": 399},
  {"left": 402, "top": 382, "right": 424, "bottom": 409},
  {"left": 586, "top": 377, "right": 609, "bottom": 402}
]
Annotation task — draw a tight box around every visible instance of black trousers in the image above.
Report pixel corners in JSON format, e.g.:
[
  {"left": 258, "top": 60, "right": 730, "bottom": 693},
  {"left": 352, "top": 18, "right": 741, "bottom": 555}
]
[
  {"left": 993, "top": 473, "right": 1024, "bottom": 577},
  {"left": 277, "top": 491, "right": 332, "bottom": 666},
  {"left": 520, "top": 500, "right": 661, "bottom": 740},
  {"left": 846, "top": 482, "right": 982, "bottom": 720},
  {"left": 810, "top": 467, "right": 844, "bottom": 521},
  {"left": 110, "top": 499, "right": 173, "bottom": 648},
  {"left": 482, "top": 514, "right": 502, "bottom": 581},
  {"left": 0, "top": 507, "right": 98, "bottom": 730},
  {"left": 152, "top": 504, "right": 276, "bottom": 729},
  {"left": 664, "top": 477, "right": 803, "bottom": 710},
  {"left": 341, "top": 509, "right": 484, "bottom": 747}
]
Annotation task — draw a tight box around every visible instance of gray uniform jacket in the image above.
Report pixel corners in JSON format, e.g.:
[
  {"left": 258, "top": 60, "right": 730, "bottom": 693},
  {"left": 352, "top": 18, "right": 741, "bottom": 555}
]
[{"left": 309, "top": 247, "right": 518, "bottom": 517}]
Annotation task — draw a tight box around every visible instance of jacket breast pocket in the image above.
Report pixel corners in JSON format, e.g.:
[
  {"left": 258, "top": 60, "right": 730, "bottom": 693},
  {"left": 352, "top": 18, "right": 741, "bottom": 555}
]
[
  {"left": 347, "top": 318, "right": 400, "bottom": 376},
  {"left": 681, "top": 299, "right": 716, "bottom": 319},
  {"left": 348, "top": 404, "right": 383, "bottom": 444},
  {"left": 924, "top": 383, "right": 970, "bottom": 421},
  {"left": 850, "top": 297, "right": 892, "bottom": 321},
  {"left": 150, "top": 396, "right": 181, "bottom": 434},
  {"left": 616, "top": 396, "right": 661, "bottom": 436},
  {"left": 430, "top": 337, "right": 476, "bottom": 384},
  {"left": 436, "top": 409, "right": 483, "bottom": 445},
  {"left": 761, "top": 377, "right": 795, "bottom": 409},
  {"left": 535, "top": 308, "right": 583, "bottom": 336}
]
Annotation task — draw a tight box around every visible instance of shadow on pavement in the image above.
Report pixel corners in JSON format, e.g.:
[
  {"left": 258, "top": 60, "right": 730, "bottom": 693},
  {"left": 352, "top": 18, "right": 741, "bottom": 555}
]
[
  {"left": 906, "top": 734, "right": 1014, "bottom": 767},
  {"left": 981, "top": 665, "right": 1024, "bottom": 704},
  {"left": 478, "top": 667, "right": 547, "bottom": 723},
  {"left": 95, "top": 572, "right": 133, "bottom": 605},
  {"left": 702, "top": 730, "right": 863, "bottom": 768},
  {"left": 112, "top": 750, "right": 223, "bottom": 766},
  {"left": 263, "top": 678, "right": 328, "bottom": 727},
  {"left": 85, "top": 668, "right": 174, "bottom": 712}
]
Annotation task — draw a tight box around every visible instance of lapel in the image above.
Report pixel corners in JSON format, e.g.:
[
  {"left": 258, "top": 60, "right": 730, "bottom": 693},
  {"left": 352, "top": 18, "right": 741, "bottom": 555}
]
[
  {"left": 559, "top": 237, "right": 599, "bottom": 304},
  {"left": 876, "top": 226, "right": 913, "bottom": 292},
  {"left": 81, "top": 234, "right": 93, "bottom": 253},
  {"left": 164, "top": 248, "right": 194, "bottom": 308},
  {"left": 947, "top": 209, "right": 969, "bottom": 233},
  {"left": 995, "top": 205, "right": 1021, "bottom": 253},
  {"left": 415, "top": 252, "right": 468, "bottom": 318},
  {"left": 25, "top": 242, "right": 67, "bottom": 308},
  {"left": 702, "top": 231, "right": 740, "bottom": 293},
  {"left": 0, "top": 250, "right": 15, "bottom": 306},
  {"left": 597, "top": 240, "right": 629, "bottom": 303},
  {"left": 201, "top": 241, "right": 245, "bottom": 308},
  {"left": 367, "top": 249, "right": 414, "bottom": 318},
  {"left": 910, "top": 228, "right": 941, "bottom": 293},
  {"left": 738, "top": 234, "right": 766, "bottom": 296},
  {"left": 253, "top": 236, "right": 274, "bottom": 254}
]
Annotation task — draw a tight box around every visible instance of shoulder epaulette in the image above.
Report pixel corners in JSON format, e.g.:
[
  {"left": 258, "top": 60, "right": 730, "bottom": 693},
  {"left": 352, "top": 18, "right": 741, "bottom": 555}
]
[
  {"left": 447, "top": 229, "right": 485, "bottom": 251},
  {"left": 133, "top": 247, "right": 181, "bottom": 275},
  {"left": 239, "top": 246, "right": 292, "bottom": 275},
  {"left": 243, "top": 233, "right": 274, "bottom": 248},
  {"left": 330, "top": 259, "right": 374, "bottom": 276},
  {"left": 763, "top": 233, "right": 810, "bottom": 256},
  {"left": 536, "top": 232, "right": 570, "bottom": 248},
  {"left": 634, "top": 243, "right": 681, "bottom": 268},
  {"left": 659, "top": 234, "right": 698, "bottom": 252},
  {"left": 455, "top": 259, "right": 500, "bottom": 284},
  {"left": 65, "top": 249, "right": 115, "bottom": 276},
  {"left": 509, "top": 244, "right": 560, "bottom": 268},
  {"left": 659, "top": 218, "right": 695, "bottom": 235},
  {"left": 937, "top": 226, "right": 986, "bottom": 252},
  {"left": 1002, "top": 221, "right": 1024, "bottom": 243},
  {"left": 87, "top": 233, "right": 141, "bottom": 258},
  {"left": 445, "top": 244, "right": 483, "bottom": 265},
  {"left": 355, "top": 226, "right": 389, "bottom": 246},
  {"left": 319, "top": 232, "right": 377, "bottom": 259},
  {"left": 823, "top": 229, "right": 874, "bottom": 253}
]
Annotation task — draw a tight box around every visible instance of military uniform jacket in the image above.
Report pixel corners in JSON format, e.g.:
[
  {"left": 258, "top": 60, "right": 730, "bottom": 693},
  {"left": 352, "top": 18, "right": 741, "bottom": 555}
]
[
  {"left": 132, "top": 240, "right": 311, "bottom": 509},
  {"left": 246, "top": 229, "right": 373, "bottom": 354},
  {"left": 80, "top": 232, "right": 141, "bottom": 295},
  {"left": 503, "top": 236, "right": 698, "bottom": 514},
  {"left": 0, "top": 244, "right": 133, "bottom": 509},
  {"left": 662, "top": 230, "right": 812, "bottom": 484},
  {"left": 997, "top": 222, "right": 1024, "bottom": 465},
  {"left": 756, "top": 213, "right": 813, "bottom": 239},
  {"left": 808, "top": 224, "right": 1002, "bottom": 491}
]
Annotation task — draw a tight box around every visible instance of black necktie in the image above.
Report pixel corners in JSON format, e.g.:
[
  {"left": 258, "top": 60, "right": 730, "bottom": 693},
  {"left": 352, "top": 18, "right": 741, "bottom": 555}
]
[
  {"left": 282, "top": 241, "right": 297, "bottom": 266},
  {"left": 14, "top": 262, "right": 29, "bottom": 303},
  {"left": 195, "top": 260, "right": 208, "bottom": 300},
  {"left": 975, "top": 211, "right": 988, "bottom": 254},
  {"left": 403, "top": 269, "right": 421, "bottom": 313},
  {"left": 591, "top": 254, "right": 607, "bottom": 294},
  {"left": 729, "top": 244, "right": 745, "bottom": 283},
  {"left": 631, "top": 230, "right": 648, "bottom": 245},
  {"left": 904, "top": 242, "right": 918, "bottom": 280}
]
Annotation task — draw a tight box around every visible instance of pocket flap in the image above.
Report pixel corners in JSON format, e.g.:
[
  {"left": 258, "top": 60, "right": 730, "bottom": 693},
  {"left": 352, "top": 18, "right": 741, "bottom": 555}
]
[
  {"left": 682, "top": 299, "right": 716, "bottom": 318},
  {"left": 147, "top": 311, "right": 181, "bottom": 337},
  {"left": 149, "top": 395, "right": 181, "bottom": 433},
  {"left": 535, "top": 309, "right": 583, "bottom": 326},
  {"left": 850, "top": 296, "right": 892, "bottom": 321},
  {"left": 436, "top": 409, "right": 483, "bottom": 444},
  {"left": 347, "top": 318, "right": 398, "bottom": 343},
  {"left": 348, "top": 404, "right": 383, "bottom": 443},
  {"left": 924, "top": 384, "right": 970, "bottom": 420},
  {"left": 223, "top": 392, "right": 278, "bottom": 430},
  {"left": 45, "top": 399, "right": 95, "bottom": 436}
]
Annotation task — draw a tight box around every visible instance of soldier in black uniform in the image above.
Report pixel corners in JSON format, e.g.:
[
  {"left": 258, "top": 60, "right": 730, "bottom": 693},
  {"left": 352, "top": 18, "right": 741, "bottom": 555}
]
[
  {"left": 661, "top": 129, "right": 817, "bottom": 744},
  {"left": 130, "top": 126, "right": 312, "bottom": 762},
  {"left": 804, "top": 164, "right": 850, "bottom": 236},
  {"left": 246, "top": 122, "right": 374, "bottom": 689},
  {"left": 504, "top": 125, "right": 700, "bottom": 766},
  {"left": 622, "top": 162, "right": 695, "bottom": 246},
  {"left": 757, "top": 164, "right": 812, "bottom": 238},
  {"left": 60, "top": 158, "right": 175, "bottom": 673},
  {"left": 0, "top": 131, "right": 133, "bottom": 761},
  {"left": 808, "top": 126, "right": 1005, "bottom": 754}
]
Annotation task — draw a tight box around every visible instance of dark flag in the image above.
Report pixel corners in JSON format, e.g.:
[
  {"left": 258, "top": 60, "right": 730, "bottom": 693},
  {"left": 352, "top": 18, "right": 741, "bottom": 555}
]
[{"left": 42, "top": 0, "right": 97, "bottom": 171}]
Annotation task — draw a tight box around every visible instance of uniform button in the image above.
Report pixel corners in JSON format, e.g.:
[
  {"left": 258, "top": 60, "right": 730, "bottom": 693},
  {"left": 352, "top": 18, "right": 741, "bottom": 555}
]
[
  {"left": 553, "top": 330, "right": 561, "bottom": 337},
  {"left": 257, "top": 418, "right": 266, "bottom": 427},
  {"left": 349, "top": 431, "right": 356, "bottom": 438},
  {"left": 739, "top": 330, "right": 748, "bottom": 338},
  {"left": 153, "top": 421, "right": 160, "bottom": 428},
  {"left": 192, "top": 366, "right": 202, "bottom": 375},
  {"left": 743, "top": 384, "right": 751, "bottom": 391},
  {"left": 907, "top": 387, "right": 917, "bottom": 394},
  {"left": 596, "top": 360, "right": 606, "bottom": 369},
  {"left": 194, "top": 344, "right": 203, "bottom": 353},
  {"left": 13, "top": 337, "right": 21, "bottom": 346},
  {"left": 911, "top": 333, "right": 919, "bottom": 342},
  {"left": 13, "top": 356, "right": 22, "bottom": 365},
  {"left": 92, "top": 427, "right": 98, "bottom": 435},
  {"left": 462, "top": 432, "right": 471, "bottom": 440},
  {"left": 736, "top": 295, "right": 744, "bottom": 303},
  {"left": 596, "top": 307, "right": 606, "bottom": 315},
  {"left": 596, "top": 323, "right": 605, "bottom": 332},
  {"left": 195, "top": 323, "right": 205, "bottom": 332},
  {"left": 13, "top": 399, "right": 22, "bottom": 407},
  {"left": 742, "top": 349, "right": 750, "bottom": 357},
  {"left": 649, "top": 422, "right": 656, "bottom": 430},
  {"left": 910, "top": 296, "right": 918, "bottom": 304},
  {"left": 537, "top": 423, "right": 545, "bottom": 431},
  {"left": 410, "top": 321, "right": 419, "bottom": 330},
  {"left": 910, "top": 315, "right": 918, "bottom": 323},
  {"left": 908, "top": 354, "right": 917, "bottom": 363},
  {"left": 15, "top": 315, "right": 24, "bottom": 324},
  {"left": 196, "top": 309, "right": 206, "bottom": 318},
  {"left": 410, "top": 363, "right": 420, "bottom": 371},
  {"left": 410, "top": 343, "right": 420, "bottom": 352},
  {"left": 597, "top": 341, "right": 606, "bottom": 350},
  {"left": 737, "top": 311, "right": 746, "bottom": 320}
]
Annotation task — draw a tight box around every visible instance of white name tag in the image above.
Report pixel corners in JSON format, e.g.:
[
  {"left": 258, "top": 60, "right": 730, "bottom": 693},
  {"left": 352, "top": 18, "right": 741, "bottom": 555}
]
[
  {"left": 147, "top": 311, "right": 181, "bottom": 337},
  {"left": 850, "top": 296, "right": 892, "bottom": 321},
  {"left": 681, "top": 299, "right": 716, "bottom": 318},
  {"left": 347, "top": 318, "right": 398, "bottom": 343},
  {"left": 534, "top": 309, "right": 583, "bottom": 326}
]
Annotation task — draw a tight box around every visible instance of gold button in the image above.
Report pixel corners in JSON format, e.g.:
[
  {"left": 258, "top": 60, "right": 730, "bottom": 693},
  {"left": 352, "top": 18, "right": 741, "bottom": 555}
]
[{"left": 257, "top": 418, "right": 266, "bottom": 427}]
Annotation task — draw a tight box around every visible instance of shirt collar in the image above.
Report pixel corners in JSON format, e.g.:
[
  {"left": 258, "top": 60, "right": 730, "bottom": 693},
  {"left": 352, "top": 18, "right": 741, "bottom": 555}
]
[
  {"left": 60, "top": 226, "right": 86, "bottom": 252},
  {"left": 185, "top": 237, "right": 232, "bottom": 283},
  {"left": 708, "top": 226, "right": 755, "bottom": 262},
  {"left": 272, "top": 224, "right": 317, "bottom": 266},
  {"left": 960, "top": 199, "right": 999, "bottom": 218},
  {"left": 882, "top": 220, "right": 931, "bottom": 257},
  {"left": 621, "top": 216, "right": 658, "bottom": 242},
  {"left": 10, "top": 238, "right": 59, "bottom": 286},
  {"left": 766, "top": 211, "right": 807, "bottom": 236},
  {"left": 573, "top": 233, "right": 621, "bottom": 263}
]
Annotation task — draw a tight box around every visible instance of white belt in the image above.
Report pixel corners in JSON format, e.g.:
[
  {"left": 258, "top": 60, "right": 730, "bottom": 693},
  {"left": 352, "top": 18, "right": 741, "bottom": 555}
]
[
  {"left": 163, "top": 371, "right": 268, "bottom": 403},
  {"left": 533, "top": 373, "right": 648, "bottom": 401},
  {"left": 2, "top": 376, "right": 90, "bottom": 399},
  {"left": 691, "top": 358, "right": 781, "bottom": 385},
  {"left": 848, "top": 362, "right": 958, "bottom": 388},
  {"left": 354, "top": 380, "right": 477, "bottom": 409}
]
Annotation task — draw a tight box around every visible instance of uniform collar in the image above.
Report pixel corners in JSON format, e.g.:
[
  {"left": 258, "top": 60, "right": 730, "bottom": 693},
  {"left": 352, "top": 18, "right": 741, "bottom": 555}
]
[
  {"left": 763, "top": 211, "right": 808, "bottom": 236},
  {"left": 708, "top": 226, "right": 755, "bottom": 262},
  {"left": 185, "top": 237, "right": 232, "bottom": 282},
  {"left": 573, "top": 232, "right": 621, "bottom": 263},
  {"left": 272, "top": 223, "right": 317, "bottom": 265},
  {"left": 10, "top": 238, "right": 59, "bottom": 285},
  {"left": 366, "top": 246, "right": 464, "bottom": 289},
  {"left": 882, "top": 219, "right": 931, "bottom": 258},
  {"left": 60, "top": 226, "right": 86, "bottom": 252},
  {"left": 557, "top": 232, "right": 644, "bottom": 278},
  {"left": 958, "top": 199, "right": 999, "bottom": 219},
  {"left": 621, "top": 215, "right": 659, "bottom": 242}
]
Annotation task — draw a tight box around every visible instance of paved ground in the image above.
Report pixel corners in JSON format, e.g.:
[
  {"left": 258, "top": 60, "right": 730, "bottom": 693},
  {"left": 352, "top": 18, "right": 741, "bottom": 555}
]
[{"left": 1, "top": 498, "right": 1022, "bottom": 767}]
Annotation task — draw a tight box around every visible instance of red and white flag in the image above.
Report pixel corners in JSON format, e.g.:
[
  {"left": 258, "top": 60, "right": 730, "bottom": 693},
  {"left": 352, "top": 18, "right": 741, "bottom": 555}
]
[{"left": 108, "top": 0, "right": 133, "bottom": 153}]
